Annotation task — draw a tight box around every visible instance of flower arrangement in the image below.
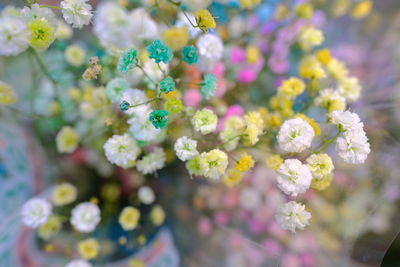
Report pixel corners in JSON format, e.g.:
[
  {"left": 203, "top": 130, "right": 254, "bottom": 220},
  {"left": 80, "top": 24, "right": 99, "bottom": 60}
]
[{"left": 0, "top": 0, "right": 375, "bottom": 265}]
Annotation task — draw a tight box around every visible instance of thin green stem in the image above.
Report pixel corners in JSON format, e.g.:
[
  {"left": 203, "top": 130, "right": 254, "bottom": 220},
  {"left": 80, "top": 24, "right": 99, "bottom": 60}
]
[
  {"left": 128, "top": 97, "right": 162, "bottom": 109},
  {"left": 165, "top": 0, "right": 198, "bottom": 28},
  {"left": 40, "top": 4, "right": 61, "bottom": 9},
  {"left": 312, "top": 129, "right": 342, "bottom": 154},
  {"left": 29, "top": 48, "right": 58, "bottom": 86}
]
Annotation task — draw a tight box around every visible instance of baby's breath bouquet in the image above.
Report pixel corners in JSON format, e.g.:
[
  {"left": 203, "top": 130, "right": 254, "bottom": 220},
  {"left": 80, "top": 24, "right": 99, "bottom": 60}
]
[{"left": 0, "top": 0, "right": 375, "bottom": 266}]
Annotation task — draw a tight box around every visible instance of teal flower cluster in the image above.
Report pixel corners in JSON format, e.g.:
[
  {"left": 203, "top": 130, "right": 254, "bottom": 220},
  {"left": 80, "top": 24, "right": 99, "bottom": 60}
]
[
  {"left": 182, "top": 46, "right": 198, "bottom": 65},
  {"left": 146, "top": 40, "right": 173, "bottom": 64},
  {"left": 159, "top": 76, "right": 175, "bottom": 93},
  {"left": 200, "top": 74, "right": 218, "bottom": 100},
  {"left": 118, "top": 48, "right": 137, "bottom": 73},
  {"left": 120, "top": 100, "right": 130, "bottom": 111},
  {"left": 149, "top": 109, "right": 169, "bottom": 129}
]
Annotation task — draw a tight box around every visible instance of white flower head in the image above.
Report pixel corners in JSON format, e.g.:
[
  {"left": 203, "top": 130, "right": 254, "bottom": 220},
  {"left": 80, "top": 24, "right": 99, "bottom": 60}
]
[
  {"left": 129, "top": 8, "right": 158, "bottom": 44},
  {"left": 21, "top": 198, "right": 52, "bottom": 228},
  {"left": 138, "top": 186, "right": 155, "bottom": 205},
  {"left": 276, "top": 159, "right": 312, "bottom": 196},
  {"left": 239, "top": 187, "right": 262, "bottom": 211},
  {"left": 199, "top": 149, "right": 228, "bottom": 179},
  {"left": 338, "top": 76, "right": 361, "bottom": 102},
  {"left": 196, "top": 34, "right": 224, "bottom": 71},
  {"left": 276, "top": 201, "right": 311, "bottom": 233},
  {"left": 330, "top": 110, "right": 363, "bottom": 131},
  {"left": 104, "top": 134, "right": 141, "bottom": 169},
  {"left": 66, "top": 259, "right": 92, "bottom": 267},
  {"left": 121, "top": 88, "right": 149, "bottom": 116},
  {"left": 21, "top": 4, "right": 58, "bottom": 28},
  {"left": 70, "top": 202, "right": 101, "bottom": 233},
  {"left": 277, "top": 118, "right": 315, "bottom": 153},
  {"left": 191, "top": 109, "right": 218, "bottom": 135},
  {"left": 336, "top": 128, "right": 370, "bottom": 164},
  {"left": 174, "top": 136, "right": 199, "bottom": 161},
  {"left": 136, "top": 148, "right": 166, "bottom": 175},
  {"left": 0, "top": 15, "right": 29, "bottom": 56},
  {"left": 61, "top": 0, "right": 93, "bottom": 28},
  {"left": 128, "top": 112, "right": 162, "bottom": 143}
]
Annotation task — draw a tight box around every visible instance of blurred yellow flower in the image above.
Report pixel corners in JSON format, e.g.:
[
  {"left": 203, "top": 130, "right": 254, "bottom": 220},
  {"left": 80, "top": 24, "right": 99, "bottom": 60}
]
[
  {"left": 223, "top": 168, "right": 243, "bottom": 187},
  {"left": 38, "top": 215, "right": 61, "bottom": 240},
  {"left": 238, "top": 0, "right": 261, "bottom": 9},
  {"left": 266, "top": 154, "right": 283, "bottom": 170},
  {"left": 278, "top": 77, "right": 305, "bottom": 99},
  {"left": 246, "top": 45, "right": 260, "bottom": 64},
  {"left": 235, "top": 153, "right": 255, "bottom": 172},
  {"left": 195, "top": 10, "right": 216, "bottom": 32},
  {"left": 163, "top": 27, "right": 189, "bottom": 50},
  {"left": 150, "top": 205, "right": 166, "bottom": 226},
  {"left": 351, "top": 0, "right": 372, "bottom": 20},
  {"left": 129, "top": 259, "right": 145, "bottom": 267},
  {"left": 52, "top": 182, "right": 77, "bottom": 206},
  {"left": 119, "top": 206, "right": 140, "bottom": 230},
  {"left": 78, "top": 238, "right": 100, "bottom": 260},
  {"left": 0, "top": 81, "right": 17, "bottom": 104},
  {"left": 56, "top": 126, "right": 79, "bottom": 153},
  {"left": 311, "top": 175, "right": 333, "bottom": 191},
  {"left": 295, "top": 3, "right": 313, "bottom": 19},
  {"left": 65, "top": 45, "right": 85, "bottom": 66},
  {"left": 298, "top": 26, "right": 324, "bottom": 51}
]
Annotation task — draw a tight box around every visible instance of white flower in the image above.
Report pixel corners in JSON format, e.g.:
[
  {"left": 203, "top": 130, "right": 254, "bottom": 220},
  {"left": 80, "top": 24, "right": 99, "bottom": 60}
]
[
  {"left": 175, "top": 12, "right": 201, "bottom": 38},
  {"left": 239, "top": 187, "right": 262, "bottom": 211},
  {"left": 199, "top": 149, "right": 228, "bottom": 179},
  {"left": 120, "top": 88, "right": 149, "bottom": 116},
  {"left": 330, "top": 110, "right": 363, "bottom": 131},
  {"left": 0, "top": 15, "right": 29, "bottom": 56},
  {"left": 66, "top": 259, "right": 92, "bottom": 267},
  {"left": 277, "top": 118, "right": 315, "bottom": 153},
  {"left": 61, "top": 0, "right": 93, "bottom": 28},
  {"left": 70, "top": 202, "right": 101, "bottom": 233},
  {"left": 191, "top": 109, "right": 218, "bottom": 135},
  {"left": 129, "top": 8, "right": 158, "bottom": 44},
  {"left": 338, "top": 76, "right": 361, "bottom": 102},
  {"left": 21, "top": 4, "right": 58, "bottom": 28},
  {"left": 276, "top": 159, "right": 312, "bottom": 196},
  {"left": 181, "top": 0, "right": 212, "bottom": 11},
  {"left": 138, "top": 186, "right": 155, "bottom": 204},
  {"left": 314, "top": 88, "right": 346, "bottom": 111},
  {"left": 104, "top": 134, "right": 141, "bottom": 168},
  {"left": 196, "top": 34, "right": 223, "bottom": 71},
  {"left": 276, "top": 201, "right": 311, "bottom": 233},
  {"left": 143, "top": 60, "right": 169, "bottom": 83},
  {"left": 21, "top": 198, "right": 52, "bottom": 228},
  {"left": 136, "top": 148, "right": 166, "bottom": 175},
  {"left": 174, "top": 136, "right": 199, "bottom": 161},
  {"left": 306, "top": 153, "right": 334, "bottom": 179},
  {"left": 128, "top": 112, "right": 162, "bottom": 143},
  {"left": 336, "top": 128, "right": 370, "bottom": 164}
]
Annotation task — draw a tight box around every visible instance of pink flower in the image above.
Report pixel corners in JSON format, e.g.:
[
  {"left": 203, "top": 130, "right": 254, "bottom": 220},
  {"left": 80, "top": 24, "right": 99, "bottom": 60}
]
[
  {"left": 300, "top": 253, "right": 316, "bottom": 267},
  {"left": 230, "top": 47, "right": 246, "bottom": 63},
  {"left": 211, "top": 62, "right": 225, "bottom": 77},
  {"left": 248, "top": 217, "right": 265, "bottom": 234},
  {"left": 262, "top": 239, "right": 282, "bottom": 258},
  {"left": 183, "top": 89, "right": 201, "bottom": 107},
  {"left": 281, "top": 253, "right": 301, "bottom": 267},
  {"left": 197, "top": 217, "right": 212, "bottom": 236},
  {"left": 237, "top": 69, "right": 256, "bottom": 83},
  {"left": 214, "top": 211, "right": 229, "bottom": 226}
]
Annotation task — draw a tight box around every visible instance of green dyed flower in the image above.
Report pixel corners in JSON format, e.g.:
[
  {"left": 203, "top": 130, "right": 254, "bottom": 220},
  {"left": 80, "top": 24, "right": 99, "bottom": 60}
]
[
  {"left": 164, "top": 98, "right": 183, "bottom": 114},
  {"left": 182, "top": 46, "right": 198, "bottom": 65},
  {"left": 106, "top": 78, "right": 129, "bottom": 103},
  {"left": 146, "top": 40, "right": 173, "bottom": 64},
  {"left": 118, "top": 48, "right": 137, "bottom": 73},
  {"left": 200, "top": 74, "right": 218, "bottom": 100},
  {"left": 28, "top": 18, "right": 55, "bottom": 51},
  {"left": 186, "top": 156, "right": 203, "bottom": 176},
  {"left": 120, "top": 100, "right": 130, "bottom": 111},
  {"left": 149, "top": 109, "right": 169, "bottom": 129},
  {"left": 159, "top": 76, "right": 175, "bottom": 93}
]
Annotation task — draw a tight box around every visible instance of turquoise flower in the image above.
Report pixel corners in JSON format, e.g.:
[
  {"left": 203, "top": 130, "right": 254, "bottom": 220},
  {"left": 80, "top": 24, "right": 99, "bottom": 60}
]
[
  {"left": 106, "top": 78, "right": 129, "bottom": 103},
  {"left": 182, "top": 46, "right": 198, "bottom": 65},
  {"left": 146, "top": 40, "right": 173, "bottom": 64},
  {"left": 159, "top": 76, "right": 175, "bottom": 93},
  {"left": 200, "top": 74, "right": 218, "bottom": 100},
  {"left": 149, "top": 109, "right": 169, "bottom": 129},
  {"left": 118, "top": 48, "right": 137, "bottom": 73},
  {"left": 120, "top": 100, "right": 130, "bottom": 111}
]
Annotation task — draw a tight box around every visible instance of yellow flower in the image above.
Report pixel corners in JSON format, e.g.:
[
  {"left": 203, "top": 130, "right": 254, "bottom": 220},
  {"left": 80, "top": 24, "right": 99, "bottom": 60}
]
[
  {"left": 68, "top": 87, "right": 81, "bottom": 102},
  {"left": 331, "top": 0, "right": 350, "bottom": 18},
  {"left": 244, "top": 111, "right": 264, "bottom": 131},
  {"left": 28, "top": 18, "right": 55, "bottom": 51},
  {"left": 38, "top": 215, "right": 61, "bottom": 240},
  {"left": 351, "top": 0, "right": 372, "bottom": 20},
  {"left": 238, "top": 0, "right": 261, "bottom": 9},
  {"left": 326, "top": 58, "right": 349, "bottom": 80},
  {"left": 56, "top": 126, "right": 79, "bottom": 153},
  {"left": 119, "top": 206, "right": 140, "bottom": 230},
  {"left": 278, "top": 77, "right": 305, "bottom": 99},
  {"left": 55, "top": 21, "right": 72, "bottom": 40},
  {"left": 150, "top": 205, "right": 166, "bottom": 226},
  {"left": 311, "top": 175, "right": 332, "bottom": 191},
  {"left": 65, "top": 45, "right": 85, "bottom": 66},
  {"left": 295, "top": 3, "right": 314, "bottom": 19},
  {"left": 244, "top": 124, "right": 262, "bottom": 145},
  {"left": 137, "top": 235, "right": 147, "bottom": 245},
  {"left": 298, "top": 56, "right": 326, "bottom": 80},
  {"left": 266, "top": 154, "right": 283, "bottom": 170},
  {"left": 246, "top": 45, "right": 260, "bottom": 64},
  {"left": 49, "top": 101, "right": 61, "bottom": 116},
  {"left": 316, "top": 49, "right": 332, "bottom": 65},
  {"left": 0, "top": 81, "right": 17, "bottom": 104},
  {"left": 306, "top": 153, "right": 334, "bottom": 179},
  {"left": 195, "top": 10, "right": 216, "bottom": 32},
  {"left": 78, "top": 238, "right": 100, "bottom": 260},
  {"left": 223, "top": 168, "right": 244, "bottom": 187},
  {"left": 294, "top": 114, "right": 321, "bottom": 136},
  {"left": 235, "top": 153, "right": 255, "bottom": 172},
  {"left": 129, "top": 259, "right": 145, "bottom": 267},
  {"left": 52, "top": 182, "right": 77, "bottom": 206},
  {"left": 163, "top": 27, "right": 189, "bottom": 50},
  {"left": 269, "top": 95, "right": 293, "bottom": 118},
  {"left": 298, "top": 26, "right": 324, "bottom": 51},
  {"left": 275, "top": 4, "right": 290, "bottom": 20}
]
